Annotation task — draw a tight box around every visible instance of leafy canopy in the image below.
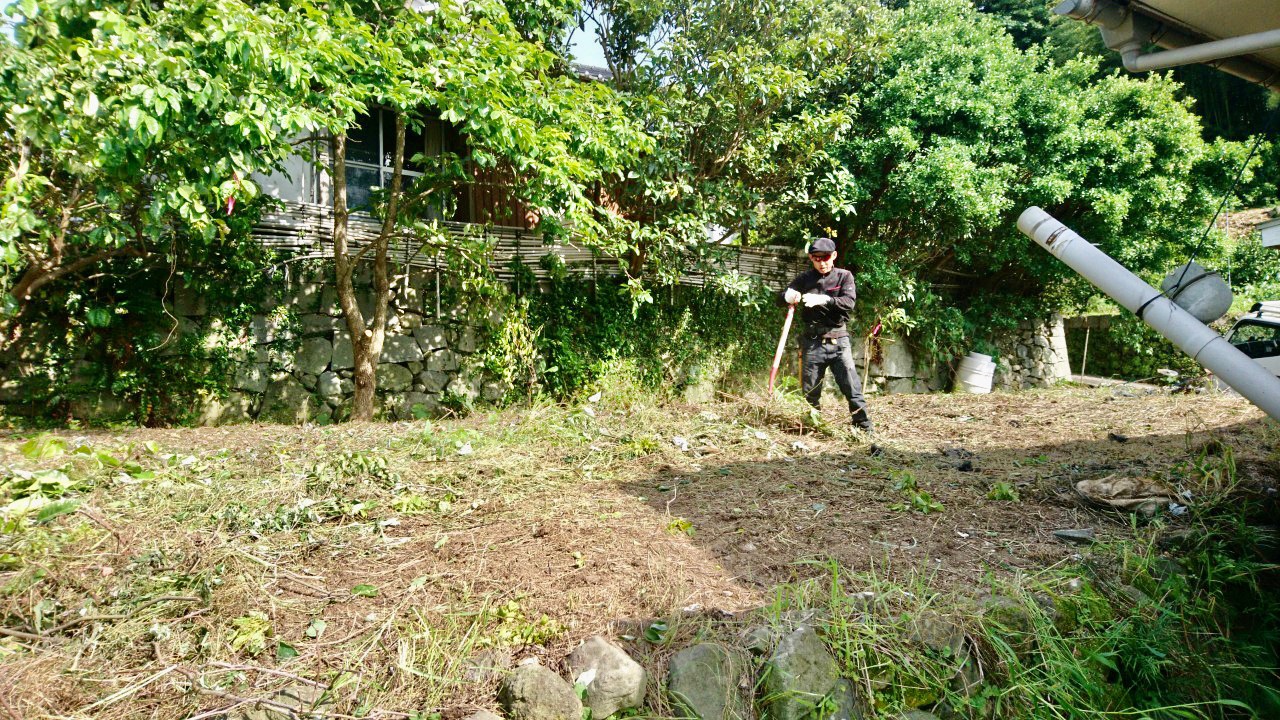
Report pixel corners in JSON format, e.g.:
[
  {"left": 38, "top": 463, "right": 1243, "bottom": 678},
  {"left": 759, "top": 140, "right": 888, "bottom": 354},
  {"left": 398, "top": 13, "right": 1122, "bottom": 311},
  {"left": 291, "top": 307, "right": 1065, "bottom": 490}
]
[{"left": 761, "top": 0, "right": 1239, "bottom": 362}]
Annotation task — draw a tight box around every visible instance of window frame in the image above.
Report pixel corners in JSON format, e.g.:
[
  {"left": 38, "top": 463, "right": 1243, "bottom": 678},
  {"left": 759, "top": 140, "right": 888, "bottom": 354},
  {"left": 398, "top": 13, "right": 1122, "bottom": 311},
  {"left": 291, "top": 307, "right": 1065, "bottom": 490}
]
[{"left": 343, "top": 108, "right": 439, "bottom": 210}]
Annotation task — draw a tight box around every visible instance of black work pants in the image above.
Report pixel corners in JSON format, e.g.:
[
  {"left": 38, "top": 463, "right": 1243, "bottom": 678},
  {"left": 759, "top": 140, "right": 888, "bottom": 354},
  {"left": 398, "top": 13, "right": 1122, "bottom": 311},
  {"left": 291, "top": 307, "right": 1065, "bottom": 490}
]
[{"left": 802, "top": 336, "right": 872, "bottom": 431}]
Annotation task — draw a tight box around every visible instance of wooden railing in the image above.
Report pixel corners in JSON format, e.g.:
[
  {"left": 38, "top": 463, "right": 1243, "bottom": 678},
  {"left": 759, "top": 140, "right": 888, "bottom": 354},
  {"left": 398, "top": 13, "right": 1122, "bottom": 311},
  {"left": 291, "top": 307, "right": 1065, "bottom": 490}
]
[{"left": 253, "top": 201, "right": 807, "bottom": 288}]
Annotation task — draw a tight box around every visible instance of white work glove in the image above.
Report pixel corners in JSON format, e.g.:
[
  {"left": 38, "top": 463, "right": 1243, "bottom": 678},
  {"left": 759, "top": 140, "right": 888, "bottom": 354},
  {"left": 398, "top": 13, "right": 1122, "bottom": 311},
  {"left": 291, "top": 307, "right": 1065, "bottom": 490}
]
[
  {"left": 784, "top": 288, "right": 802, "bottom": 305},
  {"left": 802, "top": 293, "right": 831, "bottom": 308}
]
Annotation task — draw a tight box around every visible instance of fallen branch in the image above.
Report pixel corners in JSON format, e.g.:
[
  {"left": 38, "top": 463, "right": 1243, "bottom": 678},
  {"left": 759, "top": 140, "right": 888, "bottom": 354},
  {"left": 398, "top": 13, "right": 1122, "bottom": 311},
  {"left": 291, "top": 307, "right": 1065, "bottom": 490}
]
[
  {"left": 1, "top": 595, "right": 200, "bottom": 640},
  {"left": 206, "top": 662, "right": 329, "bottom": 688},
  {"left": 176, "top": 666, "right": 415, "bottom": 720},
  {"left": 77, "top": 505, "right": 125, "bottom": 551},
  {"left": 74, "top": 664, "right": 183, "bottom": 714}
]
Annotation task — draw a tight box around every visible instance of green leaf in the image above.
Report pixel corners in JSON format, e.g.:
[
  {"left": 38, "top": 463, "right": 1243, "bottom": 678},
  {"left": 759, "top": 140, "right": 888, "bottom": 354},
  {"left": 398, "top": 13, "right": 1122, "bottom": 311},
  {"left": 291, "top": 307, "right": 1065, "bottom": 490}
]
[
  {"left": 276, "top": 641, "right": 299, "bottom": 660},
  {"left": 21, "top": 436, "right": 68, "bottom": 460},
  {"left": 230, "top": 611, "right": 272, "bottom": 656},
  {"left": 36, "top": 499, "right": 80, "bottom": 523},
  {"left": 305, "top": 618, "right": 327, "bottom": 639},
  {"left": 94, "top": 451, "right": 122, "bottom": 468},
  {"left": 643, "top": 620, "right": 668, "bottom": 644},
  {"left": 85, "top": 307, "right": 112, "bottom": 327}
]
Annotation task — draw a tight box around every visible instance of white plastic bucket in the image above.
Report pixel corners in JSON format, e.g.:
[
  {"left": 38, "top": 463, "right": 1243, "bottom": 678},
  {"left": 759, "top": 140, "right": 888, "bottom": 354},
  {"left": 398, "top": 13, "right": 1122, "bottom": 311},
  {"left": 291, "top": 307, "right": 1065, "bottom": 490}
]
[{"left": 955, "top": 352, "right": 995, "bottom": 394}]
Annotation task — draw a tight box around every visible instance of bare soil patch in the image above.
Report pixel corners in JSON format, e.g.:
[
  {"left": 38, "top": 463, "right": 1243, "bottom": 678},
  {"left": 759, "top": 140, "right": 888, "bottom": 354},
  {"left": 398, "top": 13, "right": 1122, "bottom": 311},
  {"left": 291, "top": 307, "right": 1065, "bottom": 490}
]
[{"left": 0, "top": 385, "right": 1274, "bottom": 718}]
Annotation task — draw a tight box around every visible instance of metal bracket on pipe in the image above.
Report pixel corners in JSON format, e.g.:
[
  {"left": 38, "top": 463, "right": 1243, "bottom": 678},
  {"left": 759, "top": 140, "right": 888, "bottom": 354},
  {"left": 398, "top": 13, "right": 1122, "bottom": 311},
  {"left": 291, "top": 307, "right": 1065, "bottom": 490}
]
[{"left": 1053, "top": 0, "right": 1280, "bottom": 89}]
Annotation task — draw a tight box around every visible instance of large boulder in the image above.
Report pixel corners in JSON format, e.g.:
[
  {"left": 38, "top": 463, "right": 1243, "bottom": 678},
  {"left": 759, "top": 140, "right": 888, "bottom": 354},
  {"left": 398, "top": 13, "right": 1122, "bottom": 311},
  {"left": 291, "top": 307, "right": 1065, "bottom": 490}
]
[
  {"left": 249, "top": 315, "right": 292, "bottom": 345},
  {"left": 866, "top": 338, "right": 913, "bottom": 378},
  {"left": 426, "top": 348, "right": 459, "bottom": 373},
  {"left": 378, "top": 364, "right": 414, "bottom": 392},
  {"left": 419, "top": 370, "right": 450, "bottom": 393},
  {"left": 286, "top": 283, "right": 324, "bottom": 313},
  {"left": 316, "top": 371, "right": 344, "bottom": 398},
  {"left": 259, "top": 375, "right": 313, "bottom": 424},
  {"left": 331, "top": 331, "right": 354, "bottom": 370},
  {"left": 907, "top": 612, "right": 965, "bottom": 658},
  {"left": 388, "top": 392, "right": 437, "bottom": 420},
  {"left": 498, "top": 663, "right": 583, "bottom": 720},
  {"left": 566, "top": 637, "right": 646, "bottom": 718},
  {"left": 482, "top": 380, "right": 508, "bottom": 402},
  {"left": 762, "top": 626, "right": 856, "bottom": 720},
  {"left": 829, "top": 680, "right": 868, "bottom": 720},
  {"left": 445, "top": 375, "right": 480, "bottom": 402},
  {"left": 381, "top": 335, "right": 424, "bottom": 364},
  {"left": 413, "top": 325, "right": 448, "bottom": 353},
  {"left": 233, "top": 362, "right": 270, "bottom": 394},
  {"left": 456, "top": 326, "right": 479, "bottom": 353},
  {"left": 667, "top": 643, "right": 750, "bottom": 720},
  {"left": 294, "top": 338, "right": 333, "bottom": 375}
]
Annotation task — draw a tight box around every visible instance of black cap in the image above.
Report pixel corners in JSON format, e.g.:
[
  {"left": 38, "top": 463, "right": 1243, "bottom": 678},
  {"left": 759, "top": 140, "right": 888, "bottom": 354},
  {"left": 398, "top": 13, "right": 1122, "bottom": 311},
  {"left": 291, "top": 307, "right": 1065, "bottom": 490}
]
[{"left": 807, "top": 237, "right": 836, "bottom": 254}]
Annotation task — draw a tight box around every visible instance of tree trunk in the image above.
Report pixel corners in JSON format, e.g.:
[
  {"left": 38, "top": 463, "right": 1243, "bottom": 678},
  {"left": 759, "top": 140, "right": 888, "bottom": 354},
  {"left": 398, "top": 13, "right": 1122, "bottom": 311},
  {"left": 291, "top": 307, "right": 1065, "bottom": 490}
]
[
  {"left": 330, "top": 130, "right": 376, "bottom": 421},
  {"left": 330, "top": 114, "right": 406, "bottom": 422},
  {"left": 368, "top": 113, "right": 405, "bottom": 401}
]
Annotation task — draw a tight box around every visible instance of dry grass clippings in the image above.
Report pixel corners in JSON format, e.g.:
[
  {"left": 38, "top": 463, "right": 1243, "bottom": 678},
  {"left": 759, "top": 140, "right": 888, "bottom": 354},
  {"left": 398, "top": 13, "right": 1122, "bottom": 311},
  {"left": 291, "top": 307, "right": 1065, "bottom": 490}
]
[{"left": 0, "top": 385, "right": 1273, "bottom": 717}]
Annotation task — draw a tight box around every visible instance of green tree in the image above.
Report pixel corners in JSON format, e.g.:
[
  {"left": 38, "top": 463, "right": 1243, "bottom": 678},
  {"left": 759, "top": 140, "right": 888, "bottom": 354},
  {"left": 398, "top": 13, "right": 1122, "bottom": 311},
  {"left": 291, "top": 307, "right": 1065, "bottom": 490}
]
[
  {"left": 579, "top": 0, "right": 887, "bottom": 286},
  {"left": 763, "top": 0, "right": 1235, "bottom": 362},
  {"left": 973, "top": 0, "right": 1279, "bottom": 144},
  {"left": 1, "top": 0, "right": 648, "bottom": 422},
  {"left": 309, "top": 0, "right": 649, "bottom": 420},
  {"left": 0, "top": 0, "right": 356, "bottom": 342}
]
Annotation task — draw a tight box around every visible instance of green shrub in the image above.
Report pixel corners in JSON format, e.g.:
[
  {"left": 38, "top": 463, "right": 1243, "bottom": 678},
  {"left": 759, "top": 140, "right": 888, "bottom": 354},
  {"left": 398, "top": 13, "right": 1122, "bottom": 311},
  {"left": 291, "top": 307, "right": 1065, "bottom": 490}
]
[
  {"left": 1065, "top": 312, "right": 1205, "bottom": 381},
  {"left": 487, "top": 257, "right": 780, "bottom": 401}
]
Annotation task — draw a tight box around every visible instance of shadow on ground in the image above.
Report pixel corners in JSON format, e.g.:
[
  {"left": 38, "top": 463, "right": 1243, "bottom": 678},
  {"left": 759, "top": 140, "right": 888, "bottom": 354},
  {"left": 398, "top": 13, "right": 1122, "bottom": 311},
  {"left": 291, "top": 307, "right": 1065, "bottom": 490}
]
[{"left": 617, "top": 407, "right": 1278, "bottom": 595}]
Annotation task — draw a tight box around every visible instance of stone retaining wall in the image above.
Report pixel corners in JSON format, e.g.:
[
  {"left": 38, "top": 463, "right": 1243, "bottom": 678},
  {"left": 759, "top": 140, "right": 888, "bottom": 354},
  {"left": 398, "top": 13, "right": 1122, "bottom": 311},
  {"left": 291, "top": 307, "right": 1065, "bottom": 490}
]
[
  {"left": 191, "top": 267, "right": 507, "bottom": 425},
  {"left": 804, "top": 315, "right": 1072, "bottom": 399},
  {"left": 992, "top": 313, "right": 1073, "bottom": 390},
  {"left": 0, "top": 263, "right": 1075, "bottom": 423}
]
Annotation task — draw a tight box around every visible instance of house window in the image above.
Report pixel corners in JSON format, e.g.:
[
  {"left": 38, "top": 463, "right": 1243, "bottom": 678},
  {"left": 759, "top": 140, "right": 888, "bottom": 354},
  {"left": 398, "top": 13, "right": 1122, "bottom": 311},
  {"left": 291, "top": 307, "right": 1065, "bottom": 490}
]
[
  {"left": 343, "top": 109, "right": 453, "bottom": 213},
  {"left": 341, "top": 108, "right": 538, "bottom": 228}
]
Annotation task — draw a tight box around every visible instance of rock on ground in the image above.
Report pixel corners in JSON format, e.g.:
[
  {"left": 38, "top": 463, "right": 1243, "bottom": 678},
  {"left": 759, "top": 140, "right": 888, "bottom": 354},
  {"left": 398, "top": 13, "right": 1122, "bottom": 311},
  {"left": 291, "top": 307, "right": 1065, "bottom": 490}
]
[
  {"left": 498, "top": 663, "right": 583, "bottom": 720},
  {"left": 762, "top": 625, "right": 853, "bottom": 720},
  {"left": 565, "top": 636, "right": 646, "bottom": 718},
  {"left": 667, "top": 643, "right": 751, "bottom": 720}
]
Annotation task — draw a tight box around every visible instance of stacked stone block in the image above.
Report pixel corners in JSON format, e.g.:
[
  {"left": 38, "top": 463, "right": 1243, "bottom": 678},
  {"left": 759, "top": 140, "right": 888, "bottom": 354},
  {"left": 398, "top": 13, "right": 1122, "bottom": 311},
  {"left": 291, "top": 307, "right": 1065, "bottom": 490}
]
[{"left": 199, "top": 268, "right": 507, "bottom": 425}]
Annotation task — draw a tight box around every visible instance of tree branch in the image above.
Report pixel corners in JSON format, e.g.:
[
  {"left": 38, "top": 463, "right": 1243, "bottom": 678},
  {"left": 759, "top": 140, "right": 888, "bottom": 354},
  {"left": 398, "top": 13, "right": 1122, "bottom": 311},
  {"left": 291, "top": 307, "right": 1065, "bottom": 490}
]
[{"left": 11, "top": 246, "right": 148, "bottom": 303}]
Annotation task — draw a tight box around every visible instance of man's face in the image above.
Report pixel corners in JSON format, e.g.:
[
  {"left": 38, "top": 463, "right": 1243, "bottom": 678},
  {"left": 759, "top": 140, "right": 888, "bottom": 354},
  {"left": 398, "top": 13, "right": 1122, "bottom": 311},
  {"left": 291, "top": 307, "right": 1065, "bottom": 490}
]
[{"left": 809, "top": 251, "right": 836, "bottom": 274}]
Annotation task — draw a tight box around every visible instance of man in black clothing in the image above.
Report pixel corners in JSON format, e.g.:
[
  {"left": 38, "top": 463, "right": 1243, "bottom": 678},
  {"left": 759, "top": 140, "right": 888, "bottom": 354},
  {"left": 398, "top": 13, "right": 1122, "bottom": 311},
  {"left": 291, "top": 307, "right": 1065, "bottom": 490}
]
[{"left": 781, "top": 237, "right": 874, "bottom": 433}]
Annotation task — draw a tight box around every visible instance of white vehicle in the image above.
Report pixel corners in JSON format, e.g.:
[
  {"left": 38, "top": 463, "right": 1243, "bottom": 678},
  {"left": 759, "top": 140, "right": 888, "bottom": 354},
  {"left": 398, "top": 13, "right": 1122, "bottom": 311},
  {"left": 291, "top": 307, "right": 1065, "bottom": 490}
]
[{"left": 1224, "top": 302, "right": 1280, "bottom": 378}]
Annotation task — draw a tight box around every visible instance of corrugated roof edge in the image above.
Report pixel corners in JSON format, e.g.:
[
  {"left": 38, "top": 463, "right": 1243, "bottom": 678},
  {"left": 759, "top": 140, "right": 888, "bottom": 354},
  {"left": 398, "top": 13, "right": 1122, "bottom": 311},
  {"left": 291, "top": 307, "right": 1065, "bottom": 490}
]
[{"left": 571, "top": 63, "right": 613, "bottom": 82}]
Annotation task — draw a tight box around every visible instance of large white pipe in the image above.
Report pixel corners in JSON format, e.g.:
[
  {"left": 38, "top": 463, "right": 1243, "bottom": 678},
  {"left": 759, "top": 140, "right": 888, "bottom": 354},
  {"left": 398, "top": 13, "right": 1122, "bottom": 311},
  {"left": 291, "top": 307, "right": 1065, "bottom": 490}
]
[
  {"left": 1018, "top": 207, "right": 1280, "bottom": 421},
  {"left": 1053, "top": 0, "right": 1280, "bottom": 92},
  {"left": 1123, "top": 29, "right": 1280, "bottom": 73}
]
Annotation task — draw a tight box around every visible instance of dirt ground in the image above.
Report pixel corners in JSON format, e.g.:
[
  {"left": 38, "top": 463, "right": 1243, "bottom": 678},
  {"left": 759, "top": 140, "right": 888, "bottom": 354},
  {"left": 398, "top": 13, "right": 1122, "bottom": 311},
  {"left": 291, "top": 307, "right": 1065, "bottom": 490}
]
[{"left": 1, "top": 384, "right": 1276, "bottom": 718}]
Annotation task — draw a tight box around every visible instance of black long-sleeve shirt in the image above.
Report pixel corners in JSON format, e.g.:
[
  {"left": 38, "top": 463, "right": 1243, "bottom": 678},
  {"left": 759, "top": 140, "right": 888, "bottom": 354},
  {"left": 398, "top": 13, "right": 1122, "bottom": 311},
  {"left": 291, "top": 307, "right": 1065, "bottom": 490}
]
[{"left": 781, "top": 268, "right": 857, "bottom": 339}]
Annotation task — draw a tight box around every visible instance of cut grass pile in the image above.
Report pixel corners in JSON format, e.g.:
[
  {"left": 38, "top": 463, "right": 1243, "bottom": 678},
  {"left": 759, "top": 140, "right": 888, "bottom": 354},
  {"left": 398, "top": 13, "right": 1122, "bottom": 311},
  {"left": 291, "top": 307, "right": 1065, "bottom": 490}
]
[{"left": 0, "top": 383, "right": 1277, "bottom": 718}]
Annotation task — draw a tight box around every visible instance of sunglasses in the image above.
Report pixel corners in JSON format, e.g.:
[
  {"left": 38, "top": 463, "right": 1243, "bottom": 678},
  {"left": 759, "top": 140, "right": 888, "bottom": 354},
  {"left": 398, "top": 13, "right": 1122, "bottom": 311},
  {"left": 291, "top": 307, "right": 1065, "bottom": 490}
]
[{"left": 809, "top": 253, "right": 833, "bottom": 261}]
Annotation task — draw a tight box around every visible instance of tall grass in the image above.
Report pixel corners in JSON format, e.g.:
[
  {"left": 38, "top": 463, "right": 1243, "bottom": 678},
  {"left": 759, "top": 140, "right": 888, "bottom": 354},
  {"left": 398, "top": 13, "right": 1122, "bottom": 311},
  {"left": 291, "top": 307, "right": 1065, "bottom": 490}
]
[{"left": 749, "top": 447, "right": 1280, "bottom": 719}]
